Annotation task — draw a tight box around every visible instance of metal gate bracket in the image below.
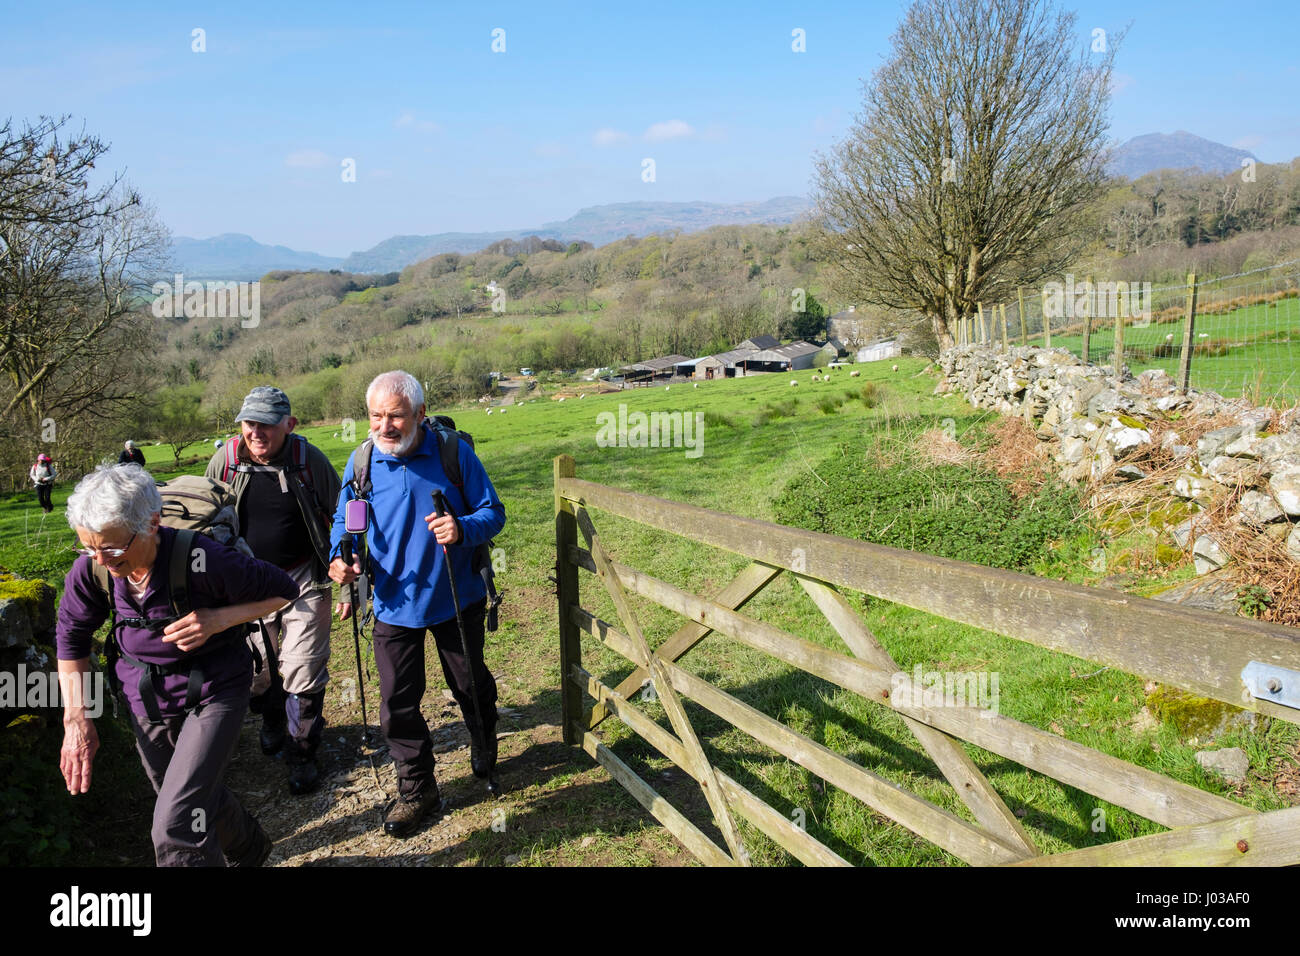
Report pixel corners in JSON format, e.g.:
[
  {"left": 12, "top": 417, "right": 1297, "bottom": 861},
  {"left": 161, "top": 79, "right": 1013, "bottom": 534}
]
[{"left": 1241, "top": 661, "right": 1300, "bottom": 711}]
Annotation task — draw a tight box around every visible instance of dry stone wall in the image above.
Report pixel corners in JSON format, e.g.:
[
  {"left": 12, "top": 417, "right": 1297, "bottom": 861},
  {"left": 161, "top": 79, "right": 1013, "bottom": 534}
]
[{"left": 936, "top": 345, "right": 1300, "bottom": 575}]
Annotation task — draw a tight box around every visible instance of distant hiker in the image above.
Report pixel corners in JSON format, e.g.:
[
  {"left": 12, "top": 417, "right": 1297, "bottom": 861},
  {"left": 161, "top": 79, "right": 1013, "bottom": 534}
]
[
  {"left": 30, "top": 453, "right": 56, "bottom": 513},
  {"left": 56, "top": 463, "right": 297, "bottom": 866},
  {"left": 329, "top": 371, "right": 506, "bottom": 837},
  {"left": 206, "top": 386, "right": 342, "bottom": 795},
  {"left": 118, "top": 440, "right": 146, "bottom": 467}
]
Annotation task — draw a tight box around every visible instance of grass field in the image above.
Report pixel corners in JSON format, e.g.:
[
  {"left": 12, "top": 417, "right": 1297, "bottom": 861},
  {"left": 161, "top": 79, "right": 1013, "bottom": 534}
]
[
  {"left": 4, "top": 358, "right": 1297, "bottom": 866},
  {"left": 1007, "top": 294, "right": 1300, "bottom": 404}
]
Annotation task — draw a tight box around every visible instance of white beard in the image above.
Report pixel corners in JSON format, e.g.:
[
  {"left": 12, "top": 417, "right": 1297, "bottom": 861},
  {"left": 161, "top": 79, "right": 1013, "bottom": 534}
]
[{"left": 371, "top": 423, "right": 422, "bottom": 457}]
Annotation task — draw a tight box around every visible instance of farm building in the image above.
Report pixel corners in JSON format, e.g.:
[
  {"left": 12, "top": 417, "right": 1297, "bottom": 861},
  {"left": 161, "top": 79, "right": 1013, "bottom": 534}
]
[
  {"left": 820, "top": 337, "right": 847, "bottom": 360},
  {"left": 619, "top": 354, "right": 693, "bottom": 385},
  {"left": 693, "top": 348, "right": 763, "bottom": 379},
  {"left": 745, "top": 341, "right": 822, "bottom": 372},
  {"left": 857, "top": 338, "right": 902, "bottom": 362},
  {"left": 737, "top": 334, "right": 780, "bottom": 352}
]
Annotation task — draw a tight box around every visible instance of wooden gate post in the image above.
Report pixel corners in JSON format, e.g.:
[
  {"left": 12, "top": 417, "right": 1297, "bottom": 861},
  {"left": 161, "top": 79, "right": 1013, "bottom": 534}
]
[{"left": 555, "top": 455, "right": 583, "bottom": 744}]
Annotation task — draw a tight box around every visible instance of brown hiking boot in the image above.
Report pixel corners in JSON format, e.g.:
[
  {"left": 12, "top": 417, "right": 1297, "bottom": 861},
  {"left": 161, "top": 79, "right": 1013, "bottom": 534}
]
[{"left": 383, "top": 789, "right": 446, "bottom": 838}]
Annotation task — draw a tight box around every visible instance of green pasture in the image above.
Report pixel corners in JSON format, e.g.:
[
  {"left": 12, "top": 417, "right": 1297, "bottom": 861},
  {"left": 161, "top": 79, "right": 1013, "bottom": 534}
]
[
  {"left": 1013, "top": 295, "right": 1300, "bottom": 404},
  {"left": 4, "top": 358, "right": 1295, "bottom": 866}
]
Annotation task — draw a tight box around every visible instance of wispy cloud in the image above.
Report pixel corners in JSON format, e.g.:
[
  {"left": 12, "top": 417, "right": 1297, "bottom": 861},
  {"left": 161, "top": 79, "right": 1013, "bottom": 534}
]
[
  {"left": 644, "top": 119, "right": 694, "bottom": 142},
  {"left": 592, "top": 128, "right": 629, "bottom": 147},
  {"left": 1110, "top": 72, "right": 1135, "bottom": 95},
  {"left": 284, "top": 149, "right": 331, "bottom": 168},
  {"left": 1232, "top": 135, "right": 1263, "bottom": 151},
  {"left": 395, "top": 111, "right": 441, "bottom": 133}
]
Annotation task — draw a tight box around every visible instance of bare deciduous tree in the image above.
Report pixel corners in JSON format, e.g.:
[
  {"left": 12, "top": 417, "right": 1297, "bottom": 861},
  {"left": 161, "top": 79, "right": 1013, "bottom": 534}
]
[
  {"left": 815, "top": 0, "right": 1118, "bottom": 349},
  {"left": 0, "top": 115, "right": 168, "bottom": 484}
]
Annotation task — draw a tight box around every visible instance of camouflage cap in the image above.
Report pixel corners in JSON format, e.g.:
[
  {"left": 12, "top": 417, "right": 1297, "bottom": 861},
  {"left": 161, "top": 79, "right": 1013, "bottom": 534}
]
[{"left": 237, "top": 386, "right": 291, "bottom": 424}]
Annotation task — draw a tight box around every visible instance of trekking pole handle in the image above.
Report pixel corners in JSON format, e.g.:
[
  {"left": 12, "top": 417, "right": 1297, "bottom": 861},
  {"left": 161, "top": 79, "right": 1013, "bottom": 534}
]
[
  {"left": 340, "top": 533, "right": 354, "bottom": 566},
  {"left": 432, "top": 490, "right": 447, "bottom": 520}
]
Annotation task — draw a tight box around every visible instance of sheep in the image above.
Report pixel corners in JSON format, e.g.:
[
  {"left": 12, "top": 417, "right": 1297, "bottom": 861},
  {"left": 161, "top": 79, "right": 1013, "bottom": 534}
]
[
  {"left": 892, "top": 364, "right": 899, "bottom": 372},
  {"left": 486, "top": 409, "right": 493, "bottom": 415},
  {"left": 850, "top": 370, "right": 861, "bottom": 377},
  {"left": 790, "top": 380, "right": 798, "bottom": 386},
  {"left": 693, "top": 382, "right": 699, "bottom": 388}
]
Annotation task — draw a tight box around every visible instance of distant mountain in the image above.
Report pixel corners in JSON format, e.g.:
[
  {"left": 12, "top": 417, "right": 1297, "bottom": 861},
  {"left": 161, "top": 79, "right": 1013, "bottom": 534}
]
[
  {"left": 168, "top": 233, "right": 343, "bottom": 280},
  {"left": 338, "top": 196, "right": 812, "bottom": 273},
  {"left": 172, "top": 197, "right": 813, "bottom": 279},
  {"left": 1108, "top": 131, "right": 1256, "bottom": 180}
]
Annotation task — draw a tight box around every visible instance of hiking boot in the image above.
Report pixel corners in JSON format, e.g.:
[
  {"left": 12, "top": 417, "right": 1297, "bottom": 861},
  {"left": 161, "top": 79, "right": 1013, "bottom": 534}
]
[
  {"left": 470, "top": 733, "right": 498, "bottom": 780},
  {"left": 383, "top": 789, "right": 445, "bottom": 838},
  {"left": 286, "top": 749, "right": 320, "bottom": 796},
  {"left": 259, "top": 712, "right": 287, "bottom": 756},
  {"left": 227, "top": 818, "right": 272, "bottom": 867}
]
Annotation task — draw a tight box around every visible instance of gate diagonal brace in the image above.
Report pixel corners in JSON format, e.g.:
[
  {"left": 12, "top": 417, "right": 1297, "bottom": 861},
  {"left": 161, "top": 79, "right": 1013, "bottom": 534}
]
[
  {"left": 590, "top": 561, "right": 782, "bottom": 731},
  {"left": 573, "top": 505, "right": 751, "bottom": 865},
  {"left": 796, "top": 575, "right": 1038, "bottom": 858}
]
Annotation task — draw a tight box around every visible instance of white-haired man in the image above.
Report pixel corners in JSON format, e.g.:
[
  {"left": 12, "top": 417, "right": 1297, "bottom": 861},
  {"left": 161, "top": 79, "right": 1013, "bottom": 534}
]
[{"left": 329, "top": 371, "right": 506, "bottom": 837}]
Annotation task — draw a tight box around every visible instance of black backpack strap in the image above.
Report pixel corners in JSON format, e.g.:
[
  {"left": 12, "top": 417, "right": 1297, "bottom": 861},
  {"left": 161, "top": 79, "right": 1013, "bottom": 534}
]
[
  {"left": 428, "top": 419, "right": 465, "bottom": 491},
  {"left": 169, "top": 528, "right": 197, "bottom": 617},
  {"left": 101, "top": 572, "right": 122, "bottom": 718},
  {"left": 350, "top": 439, "right": 375, "bottom": 500}
]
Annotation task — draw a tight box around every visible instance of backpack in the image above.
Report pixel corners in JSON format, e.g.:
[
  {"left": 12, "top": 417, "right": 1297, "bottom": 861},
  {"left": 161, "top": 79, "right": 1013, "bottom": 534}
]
[
  {"left": 90, "top": 477, "right": 269, "bottom": 722},
  {"left": 350, "top": 415, "right": 502, "bottom": 631}
]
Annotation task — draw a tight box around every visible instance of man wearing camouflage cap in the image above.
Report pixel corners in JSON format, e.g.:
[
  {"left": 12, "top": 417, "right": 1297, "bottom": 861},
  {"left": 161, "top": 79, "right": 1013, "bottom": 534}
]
[{"left": 206, "top": 386, "right": 342, "bottom": 794}]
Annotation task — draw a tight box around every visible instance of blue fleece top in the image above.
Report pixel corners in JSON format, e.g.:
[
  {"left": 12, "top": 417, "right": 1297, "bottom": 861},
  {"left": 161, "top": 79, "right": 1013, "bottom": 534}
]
[{"left": 330, "top": 423, "right": 506, "bottom": 628}]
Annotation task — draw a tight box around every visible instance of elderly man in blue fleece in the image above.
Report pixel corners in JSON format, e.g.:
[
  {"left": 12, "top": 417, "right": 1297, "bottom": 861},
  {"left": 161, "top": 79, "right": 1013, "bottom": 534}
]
[
  {"left": 57, "top": 464, "right": 298, "bottom": 866},
  {"left": 329, "top": 370, "right": 506, "bottom": 838}
]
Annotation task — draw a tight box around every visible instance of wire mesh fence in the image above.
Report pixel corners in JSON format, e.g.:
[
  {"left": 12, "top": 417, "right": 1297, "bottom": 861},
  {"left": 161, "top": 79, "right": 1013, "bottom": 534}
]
[{"left": 959, "top": 260, "right": 1300, "bottom": 406}]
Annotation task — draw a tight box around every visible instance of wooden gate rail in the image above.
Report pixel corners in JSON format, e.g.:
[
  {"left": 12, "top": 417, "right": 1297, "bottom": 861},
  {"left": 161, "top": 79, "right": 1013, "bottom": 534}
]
[{"left": 553, "top": 455, "right": 1300, "bottom": 866}]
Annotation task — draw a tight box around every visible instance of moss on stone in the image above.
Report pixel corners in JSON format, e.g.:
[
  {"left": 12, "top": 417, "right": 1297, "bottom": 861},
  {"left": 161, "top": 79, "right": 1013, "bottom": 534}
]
[
  {"left": 1146, "top": 685, "right": 1243, "bottom": 739},
  {"left": 1115, "top": 413, "right": 1146, "bottom": 429},
  {"left": 0, "top": 577, "right": 54, "bottom": 612},
  {"left": 1155, "top": 544, "right": 1183, "bottom": 565}
]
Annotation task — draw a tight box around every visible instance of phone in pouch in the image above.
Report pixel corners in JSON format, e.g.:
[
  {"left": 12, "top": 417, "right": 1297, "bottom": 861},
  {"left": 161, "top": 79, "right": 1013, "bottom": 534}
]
[{"left": 344, "top": 498, "right": 370, "bottom": 534}]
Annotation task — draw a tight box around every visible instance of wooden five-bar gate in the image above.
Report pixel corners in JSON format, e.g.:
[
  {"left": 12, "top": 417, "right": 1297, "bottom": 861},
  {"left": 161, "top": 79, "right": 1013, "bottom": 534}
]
[{"left": 553, "top": 455, "right": 1300, "bottom": 866}]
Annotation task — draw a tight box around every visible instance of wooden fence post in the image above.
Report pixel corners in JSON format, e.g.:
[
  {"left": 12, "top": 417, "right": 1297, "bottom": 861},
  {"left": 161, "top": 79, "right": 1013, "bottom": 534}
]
[
  {"left": 976, "top": 302, "right": 986, "bottom": 343},
  {"left": 1113, "top": 306, "right": 1124, "bottom": 371},
  {"left": 1041, "top": 287, "right": 1052, "bottom": 348},
  {"left": 1000, "top": 303, "right": 1009, "bottom": 350},
  {"left": 1178, "top": 273, "right": 1198, "bottom": 394},
  {"left": 555, "top": 454, "right": 583, "bottom": 745},
  {"left": 1017, "top": 287, "right": 1027, "bottom": 346},
  {"left": 1080, "top": 275, "right": 1093, "bottom": 363}
]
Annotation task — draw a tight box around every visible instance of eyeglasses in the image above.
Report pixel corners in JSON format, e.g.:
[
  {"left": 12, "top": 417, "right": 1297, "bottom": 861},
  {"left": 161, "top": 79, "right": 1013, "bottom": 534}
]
[{"left": 72, "top": 530, "right": 137, "bottom": 559}]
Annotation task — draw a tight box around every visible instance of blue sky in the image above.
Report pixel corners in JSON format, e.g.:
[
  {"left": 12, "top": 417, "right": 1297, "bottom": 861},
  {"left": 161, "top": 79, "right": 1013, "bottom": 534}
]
[{"left": 3, "top": 0, "right": 1296, "bottom": 257}]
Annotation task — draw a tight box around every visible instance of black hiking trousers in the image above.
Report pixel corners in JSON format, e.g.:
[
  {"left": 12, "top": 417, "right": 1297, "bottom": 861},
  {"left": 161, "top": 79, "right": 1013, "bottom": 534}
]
[{"left": 372, "top": 598, "right": 496, "bottom": 798}]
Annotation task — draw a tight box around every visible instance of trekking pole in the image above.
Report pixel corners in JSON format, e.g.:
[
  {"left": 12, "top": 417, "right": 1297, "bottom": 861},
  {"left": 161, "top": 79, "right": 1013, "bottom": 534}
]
[
  {"left": 340, "top": 533, "right": 369, "bottom": 744},
  {"left": 432, "top": 491, "right": 499, "bottom": 796}
]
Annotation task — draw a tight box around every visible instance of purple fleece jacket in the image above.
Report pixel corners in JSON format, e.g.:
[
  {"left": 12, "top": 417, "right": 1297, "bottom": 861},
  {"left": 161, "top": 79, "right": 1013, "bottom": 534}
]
[{"left": 57, "top": 527, "right": 299, "bottom": 718}]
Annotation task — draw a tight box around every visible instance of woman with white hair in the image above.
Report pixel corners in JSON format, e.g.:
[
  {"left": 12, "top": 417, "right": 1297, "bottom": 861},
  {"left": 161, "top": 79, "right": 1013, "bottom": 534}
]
[{"left": 56, "top": 464, "right": 299, "bottom": 866}]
